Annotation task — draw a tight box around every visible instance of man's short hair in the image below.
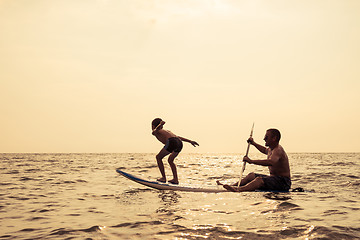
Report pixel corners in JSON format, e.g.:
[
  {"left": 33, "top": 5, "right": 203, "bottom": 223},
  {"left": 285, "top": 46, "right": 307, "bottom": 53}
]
[
  {"left": 152, "top": 118, "right": 162, "bottom": 127},
  {"left": 267, "top": 128, "right": 281, "bottom": 142}
]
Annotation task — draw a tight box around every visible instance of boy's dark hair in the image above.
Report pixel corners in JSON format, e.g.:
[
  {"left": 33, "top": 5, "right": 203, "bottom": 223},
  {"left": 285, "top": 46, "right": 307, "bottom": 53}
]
[
  {"left": 267, "top": 128, "right": 281, "bottom": 142},
  {"left": 152, "top": 118, "right": 162, "bottom": 127}
]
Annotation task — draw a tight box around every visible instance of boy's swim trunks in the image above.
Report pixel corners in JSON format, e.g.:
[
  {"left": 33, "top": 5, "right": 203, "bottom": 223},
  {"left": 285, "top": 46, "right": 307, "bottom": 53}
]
[
  {"left": 164, "top": 137, "right": 183, "bottom": 153},
  {"left": 255, "top": 173, "right": 291, "bottom": 192}
]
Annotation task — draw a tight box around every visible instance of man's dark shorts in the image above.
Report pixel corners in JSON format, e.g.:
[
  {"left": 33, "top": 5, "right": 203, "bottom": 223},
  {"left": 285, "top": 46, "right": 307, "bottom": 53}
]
[
  {"left": 164, "top": 137, "right": 183, "bottom": 153},
  {"left": 255, "top": 173, "right": 291, "bottom": 192}
]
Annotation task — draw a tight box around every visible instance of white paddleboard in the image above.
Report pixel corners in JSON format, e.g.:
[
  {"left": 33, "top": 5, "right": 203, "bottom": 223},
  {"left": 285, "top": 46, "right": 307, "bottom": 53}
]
[{"left": 116, "top": 169, "right": 228, "bottom": 193}]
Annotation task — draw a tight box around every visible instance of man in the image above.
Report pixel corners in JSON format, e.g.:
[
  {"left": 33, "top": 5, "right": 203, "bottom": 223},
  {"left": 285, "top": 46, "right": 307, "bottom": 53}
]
[{"left": 219, "top": 128, "right": 291, "bottom": 192}]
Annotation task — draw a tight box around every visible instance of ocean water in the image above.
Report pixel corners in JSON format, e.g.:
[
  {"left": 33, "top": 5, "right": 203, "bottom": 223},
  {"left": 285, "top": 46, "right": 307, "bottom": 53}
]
[{"left": 0, "top": 153, "right": 359, "bottom": 240}]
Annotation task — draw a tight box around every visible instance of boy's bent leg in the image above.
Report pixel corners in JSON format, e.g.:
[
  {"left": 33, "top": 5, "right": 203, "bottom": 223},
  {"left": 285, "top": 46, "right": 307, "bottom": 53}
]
[
  {"left": 156, "top": 148, "right": 170, "bottom": 182},
  {"left": 168, "top": 152, "right": 179, "bottom": 184}
]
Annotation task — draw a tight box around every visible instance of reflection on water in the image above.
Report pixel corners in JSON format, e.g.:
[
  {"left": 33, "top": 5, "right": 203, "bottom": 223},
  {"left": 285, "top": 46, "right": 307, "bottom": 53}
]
[{"left": 0, "top": 153, "right": 359, "bottom": 239}]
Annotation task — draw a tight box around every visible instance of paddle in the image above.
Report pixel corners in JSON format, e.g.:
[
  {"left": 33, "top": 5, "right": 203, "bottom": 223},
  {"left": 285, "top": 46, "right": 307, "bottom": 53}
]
[{"left": 237, "top": 123, "right": 255, "bottom": 188}]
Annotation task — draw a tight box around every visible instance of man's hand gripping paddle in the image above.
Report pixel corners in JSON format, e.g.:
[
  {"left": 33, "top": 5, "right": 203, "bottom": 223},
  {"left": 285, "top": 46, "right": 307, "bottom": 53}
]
[{"left": 237, "top": 123, "right": 255, "bottom": 188}]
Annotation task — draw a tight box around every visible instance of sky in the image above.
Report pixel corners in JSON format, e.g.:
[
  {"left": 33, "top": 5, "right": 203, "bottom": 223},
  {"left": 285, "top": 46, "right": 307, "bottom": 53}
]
[{"left": 1, "top": 0, "right": 359, "bottom": 153}]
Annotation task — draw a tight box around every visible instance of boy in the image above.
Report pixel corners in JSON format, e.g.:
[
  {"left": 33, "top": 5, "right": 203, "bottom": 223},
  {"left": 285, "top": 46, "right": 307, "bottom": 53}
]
[{"left": 152, "top": 118, "right": 199, "bottom": 184}]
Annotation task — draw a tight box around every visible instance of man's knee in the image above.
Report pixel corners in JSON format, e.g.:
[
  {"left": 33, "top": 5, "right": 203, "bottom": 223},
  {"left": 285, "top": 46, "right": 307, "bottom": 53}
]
[
  {"left": 247, "top": 172, "right": 256, "bottom": 179},
  {"left": 254, "top": 176, "right": 264, "bottom": 186}
]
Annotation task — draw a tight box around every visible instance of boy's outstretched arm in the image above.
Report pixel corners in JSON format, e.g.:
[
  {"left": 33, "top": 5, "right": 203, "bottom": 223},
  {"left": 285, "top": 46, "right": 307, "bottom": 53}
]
[{"left": 178, "top": 136, "right": 199, "bottom": 147}]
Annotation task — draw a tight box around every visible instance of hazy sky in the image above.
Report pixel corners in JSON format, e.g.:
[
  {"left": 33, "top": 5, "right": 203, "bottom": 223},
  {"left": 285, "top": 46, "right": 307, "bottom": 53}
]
[{"left": 1, "top": 0, "right": 359, "bottom": 153}]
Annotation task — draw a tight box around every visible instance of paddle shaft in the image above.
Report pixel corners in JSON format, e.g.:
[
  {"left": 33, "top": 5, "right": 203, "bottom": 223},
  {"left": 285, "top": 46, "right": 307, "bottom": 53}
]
[{"left": 237, "top": 123, "right": 254, "bottom": 187}]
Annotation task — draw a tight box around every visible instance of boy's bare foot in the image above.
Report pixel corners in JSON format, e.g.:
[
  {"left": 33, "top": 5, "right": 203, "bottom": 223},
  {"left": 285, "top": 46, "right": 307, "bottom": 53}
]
[
  {"left": 216, "top": 180, "right": 223, "bottom": 185},
  {"left": 157, "top": 177, "right": 166, "bottom": 183},
  {"left": 223, "top": 185, "right": 238, "bottom": 192},
  {"left": 168, "top": 179, "right": 179, "bottom": 185}
]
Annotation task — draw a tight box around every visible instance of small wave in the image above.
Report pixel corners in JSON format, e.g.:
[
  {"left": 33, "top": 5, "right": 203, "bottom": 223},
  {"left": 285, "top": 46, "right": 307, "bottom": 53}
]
[
  {"left": 31, "top": 208, "right": 56, "bottom": 213},
  {"left": 169, "top": 224, "right": 360, "bottom": 240},
  {"left": 16, "top": 163, "right": 32, "bottom": 167},
  {"left": 81, "top": 226, "right": 103, "bottom": 232},
  {"left": 112, "top": 220, "right": 163, "bottom": 229},
  {"left": 20, "top": 228, "right": 37, "bottom": 232},
  {"left": 207, "top": 176, "right": 224, "bottom": 180},
  {"left": 275, "top": 202, "right": 303, "bottom": 211},
  {"left": 49, "top": 225, "right": 104, "bottom": 236},
  {"left": 24, "top": 168, "right": 41, "bottom": 173},
  {"left": 340, "top": 174, "right": 360, "bottom": 179},
  {"left": 188, "top": 208, "right": 234, "bottom": 215},
  {"left": 63, "top": 180, "right": 77, "bottom": 184},
  {"left": 0, "top": 182, "right": 12, "bottom": 186},
  {"left": 28, "top": 216, "right": 47, "bottom": 221},
  {"left": 0, "top": 235, "right": 12, "bottom": 239},
  {"left": 329, "top": 161, "right": 356, "bottom": 166},
  {"left": 307, "top": 225, "right": 360, "bottom": 239},
  {"left": 349, "top": 180, "right": 360, "bottom": 186},
  {"left": 322, "top": 209, "right": 347, "bottom": 216},
  {"left": 263, "top": 192, "right": 292, "bottom": 201},
  {"left": 76, "top": 179, "right": 88, "bottom": 183},
  {"left": 8, "top": 196, "right": 31, "bottom": 201},
  {"left": 20, "top": 177, "right": 37, "bottom": 181},
  {"left": 309, "top": 172, "right": 333, "bottom": 178},
  {"left": 143, "top": 164, "right": 158, "bottom": 169}
]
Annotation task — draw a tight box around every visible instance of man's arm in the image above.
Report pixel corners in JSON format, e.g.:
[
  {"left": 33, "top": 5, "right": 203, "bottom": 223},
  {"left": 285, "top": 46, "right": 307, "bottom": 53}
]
[
  {"left": 248, "top": 137, "right": 268, "bottom": 154},
  {"left": 244, "top": 148, "right": 281, "bottom": 166},
  {"left": 244, "top": 157, "right": 273, "bottom": 166},
  {"left": 178, "top": 136, "right": 199, "bottom": 147}
]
